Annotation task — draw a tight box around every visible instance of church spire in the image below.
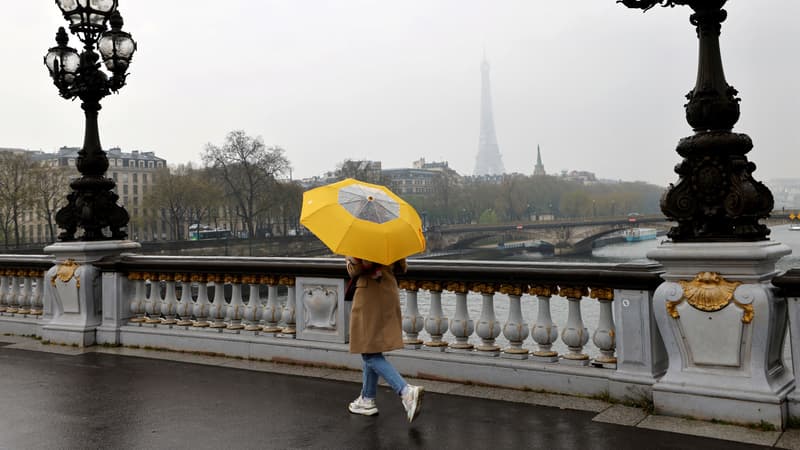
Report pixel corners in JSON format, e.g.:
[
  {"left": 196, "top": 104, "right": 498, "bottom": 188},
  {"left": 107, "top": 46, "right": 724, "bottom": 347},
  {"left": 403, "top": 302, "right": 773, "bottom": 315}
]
[
  {"left": 473, "top": 54, "right": 505, "bottom": 176},
  {"left": 533, "top": 144, "right": 546, "bottom": 176}
]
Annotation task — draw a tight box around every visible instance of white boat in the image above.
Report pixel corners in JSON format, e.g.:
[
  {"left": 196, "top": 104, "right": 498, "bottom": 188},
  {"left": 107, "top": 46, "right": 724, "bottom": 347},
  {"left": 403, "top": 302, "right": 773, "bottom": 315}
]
[{"left": 625, "top": 227, "right": 657, "bottom": 242}]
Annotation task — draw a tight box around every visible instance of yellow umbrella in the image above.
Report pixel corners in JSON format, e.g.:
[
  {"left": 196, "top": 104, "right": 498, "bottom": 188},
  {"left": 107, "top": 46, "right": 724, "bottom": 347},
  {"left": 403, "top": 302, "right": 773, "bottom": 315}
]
[{"left": 300, "top": 178, "right": 426, "bottom": 265}]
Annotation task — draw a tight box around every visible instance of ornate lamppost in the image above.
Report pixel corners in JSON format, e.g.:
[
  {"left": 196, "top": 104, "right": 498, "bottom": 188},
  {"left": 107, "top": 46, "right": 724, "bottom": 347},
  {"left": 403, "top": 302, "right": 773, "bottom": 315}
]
[
  {"left": 619, "top": 0, "right": 772, "bottom": 241},
  {"left": 40, "top": 1, "right": 140, "bottom": 348},
  {"left": 44, "top": 0, "right": 137, "bottom": 241},
  {"left": 617, "top": 1, "right": 793, "bottom": 429}
]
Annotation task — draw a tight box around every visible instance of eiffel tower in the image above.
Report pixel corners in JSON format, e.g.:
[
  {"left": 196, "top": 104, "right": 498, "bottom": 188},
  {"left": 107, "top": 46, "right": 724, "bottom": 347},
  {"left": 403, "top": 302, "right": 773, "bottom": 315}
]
[{"left": 473, "top": 55, "right": 505, "bottom": 176}]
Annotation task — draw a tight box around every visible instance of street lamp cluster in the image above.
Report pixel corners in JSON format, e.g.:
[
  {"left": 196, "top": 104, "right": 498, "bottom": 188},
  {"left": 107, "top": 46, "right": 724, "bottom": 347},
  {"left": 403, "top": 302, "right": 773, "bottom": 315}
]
[{"left": 44, "top": 0, "right": 137, "bottom": 241}]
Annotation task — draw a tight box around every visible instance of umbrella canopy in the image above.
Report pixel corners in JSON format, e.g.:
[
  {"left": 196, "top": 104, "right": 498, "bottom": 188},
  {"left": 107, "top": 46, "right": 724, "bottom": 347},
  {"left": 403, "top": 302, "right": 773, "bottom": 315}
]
[{"left": 300, "top": 178, "right": 426, "bottom": 265}]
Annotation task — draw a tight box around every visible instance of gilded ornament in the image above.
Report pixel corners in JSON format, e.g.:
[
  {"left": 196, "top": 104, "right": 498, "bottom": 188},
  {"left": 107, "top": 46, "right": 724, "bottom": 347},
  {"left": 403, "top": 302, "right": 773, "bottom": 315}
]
[
  {"left": 589, "top": 287, "right": 614, "bottom": 301},
  {"left": 471, "top": 283, "right": 496, "bottom": 295},
  {"left": 444, "top": 281, "right": 467, "bottom": 294},
  {"left": 398, "top": 280, "right": 419, "bottom": 291},
  {"left": 499, "top": 284, "right": 523, "bottom": 296},
  {"left": 666, "top": 298, "right": 684, "bottom": 319},
  {"left": 128, "top": 272, "right": 142, "bottom": 281},
  {"left": 528, "top": 284, "right": 556, "bottom": 297},
  {"left": 278, "top": 276, "right": 295, "bottom": 286},
  {"left": 190, "top": 273, "right": 205, "bottom": 283},
  {"left": 679, "top": 272, "right": 740, "bottom": 312},
  {"left": 732, "top": 299, "right": 754, "bottom": 324},
  {"left": 51, "top": 259, "right": 80, "bottom": 287},
  {"left": 259, "top": 275, "right": 277, "bottom": 285},
  {"left": 420, "top": 281, "right": 442, "bottom": 292},
  {"left": 559, "top": 286, "right": 588, "bottom": 300},
  {"left": 224, "top": 274, "right": 240, "bottom": 284}
]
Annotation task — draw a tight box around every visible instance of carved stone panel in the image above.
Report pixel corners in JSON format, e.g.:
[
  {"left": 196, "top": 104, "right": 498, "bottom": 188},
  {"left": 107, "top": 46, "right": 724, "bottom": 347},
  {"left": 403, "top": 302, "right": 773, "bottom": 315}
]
[{"left": 295, "top": 277, "right": 348, "bottom": 343}]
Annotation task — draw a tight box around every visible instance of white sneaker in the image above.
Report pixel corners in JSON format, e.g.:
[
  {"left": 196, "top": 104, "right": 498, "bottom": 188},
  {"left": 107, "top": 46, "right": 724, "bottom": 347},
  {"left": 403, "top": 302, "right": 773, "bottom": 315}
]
[
  {"left": 401, "top": 385, "right": 424, "bottom": 423},
  {"left": 348, "top": 395, "right": 379, "bottom": 416}
]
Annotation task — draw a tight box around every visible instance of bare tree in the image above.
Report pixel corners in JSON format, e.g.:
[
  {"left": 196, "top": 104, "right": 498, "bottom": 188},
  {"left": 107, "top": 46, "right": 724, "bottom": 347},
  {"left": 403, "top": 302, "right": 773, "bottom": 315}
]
[
  {"left": 144, "top": 166, "right": 192, "bottom": 240},
  {"left": 30, "top": 164, "right": 71, "bottom": 243},
  {"left": 202, "top": 130, "right": 290, "bottom": 239},
  {"left": 336, "top": 159, "right": 382, "bottom": 184},
  {"left": 0, "top": 152, "right": 35, "bottom": 246}
]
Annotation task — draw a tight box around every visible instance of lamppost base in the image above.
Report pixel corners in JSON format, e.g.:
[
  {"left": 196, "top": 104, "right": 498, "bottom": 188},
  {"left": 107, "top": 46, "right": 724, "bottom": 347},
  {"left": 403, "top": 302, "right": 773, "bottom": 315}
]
[
  {"left": 647, "top": 240, "right": 792, "bottom": 429},
  {"left": 42, "top": 240, "right": 141, "bottom": 347}
]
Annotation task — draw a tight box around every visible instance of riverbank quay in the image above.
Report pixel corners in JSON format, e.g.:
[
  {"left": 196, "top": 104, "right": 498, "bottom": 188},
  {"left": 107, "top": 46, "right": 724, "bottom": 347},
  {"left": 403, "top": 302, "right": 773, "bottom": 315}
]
[{"left": 0, "top": 334, "right": 793, "bottom": 449}]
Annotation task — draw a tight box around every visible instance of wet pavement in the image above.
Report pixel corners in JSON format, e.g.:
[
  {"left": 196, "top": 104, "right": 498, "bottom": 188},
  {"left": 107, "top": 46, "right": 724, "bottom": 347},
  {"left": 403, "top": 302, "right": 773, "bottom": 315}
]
[{"left": 0, "top": 343, "right": 772, "bottom": 450}]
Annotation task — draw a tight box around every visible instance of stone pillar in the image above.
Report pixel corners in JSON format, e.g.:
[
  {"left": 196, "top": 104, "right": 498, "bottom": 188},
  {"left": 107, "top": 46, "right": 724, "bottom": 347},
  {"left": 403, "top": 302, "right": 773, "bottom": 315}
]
[
  {"left": 648, "top": 241, "right": 792, "bottom": 429},
  {"left": 608, "top": 287, "right": 667, "bottom": 403},
  {"left": 42, "top": 241, "right": 141, "bottom": 347}
]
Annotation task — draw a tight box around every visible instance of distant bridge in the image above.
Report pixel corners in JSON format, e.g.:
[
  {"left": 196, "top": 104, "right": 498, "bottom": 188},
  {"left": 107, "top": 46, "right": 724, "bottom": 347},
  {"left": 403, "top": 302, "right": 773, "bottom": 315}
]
[{"left": 426, "top": 212, "right": 795, "bottom": 256}]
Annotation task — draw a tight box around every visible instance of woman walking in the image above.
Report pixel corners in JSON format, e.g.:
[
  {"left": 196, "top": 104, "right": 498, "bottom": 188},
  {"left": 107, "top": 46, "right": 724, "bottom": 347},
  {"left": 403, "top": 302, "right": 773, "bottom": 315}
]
[{"left": 346, "top": 256, "right": 423, "bottom": 423}]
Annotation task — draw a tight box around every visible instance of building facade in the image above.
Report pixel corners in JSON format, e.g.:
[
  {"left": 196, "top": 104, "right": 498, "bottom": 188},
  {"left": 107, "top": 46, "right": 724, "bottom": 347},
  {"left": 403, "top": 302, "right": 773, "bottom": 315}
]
[{"left": 19, "top": 146, "right": 168, "bottom": 243}]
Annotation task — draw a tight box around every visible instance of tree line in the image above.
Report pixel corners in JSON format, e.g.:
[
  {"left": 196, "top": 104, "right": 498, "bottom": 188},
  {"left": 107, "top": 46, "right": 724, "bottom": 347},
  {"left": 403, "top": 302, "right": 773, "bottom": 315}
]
[{"left": 0, "top": 129, "right": 665, "bottom": 247}]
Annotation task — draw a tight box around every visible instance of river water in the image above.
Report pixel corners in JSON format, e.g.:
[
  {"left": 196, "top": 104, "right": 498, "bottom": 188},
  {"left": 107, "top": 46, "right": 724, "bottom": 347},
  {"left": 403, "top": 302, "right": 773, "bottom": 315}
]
[{"left": 404, "top": 224, "right": 800, "bottom": 355}]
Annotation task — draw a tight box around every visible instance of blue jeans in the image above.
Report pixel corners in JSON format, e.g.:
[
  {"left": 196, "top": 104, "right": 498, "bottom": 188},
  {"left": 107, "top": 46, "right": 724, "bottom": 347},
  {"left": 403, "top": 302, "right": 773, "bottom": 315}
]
[{"left": 361, "top": 353, "right": 408, "bottom": 399}]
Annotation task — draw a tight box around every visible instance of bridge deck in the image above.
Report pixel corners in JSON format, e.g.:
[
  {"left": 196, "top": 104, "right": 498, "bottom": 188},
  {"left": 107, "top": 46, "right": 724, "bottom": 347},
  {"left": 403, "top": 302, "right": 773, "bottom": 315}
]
[{"left": 0, "top": 338, "right": 785, "bottom": 449}]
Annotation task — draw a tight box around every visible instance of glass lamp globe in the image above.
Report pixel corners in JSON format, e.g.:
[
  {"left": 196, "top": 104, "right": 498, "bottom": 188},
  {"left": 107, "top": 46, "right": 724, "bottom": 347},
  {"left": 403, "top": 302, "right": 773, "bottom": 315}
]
[
  {"left": 98, "top": 10, "right": 136, "bottom": 72},
  {"left": 44, "top": 27, "right": 80, "bottom": 85},
  {"left": 56, "top": 0, "right": 118, "bottom": 37}
]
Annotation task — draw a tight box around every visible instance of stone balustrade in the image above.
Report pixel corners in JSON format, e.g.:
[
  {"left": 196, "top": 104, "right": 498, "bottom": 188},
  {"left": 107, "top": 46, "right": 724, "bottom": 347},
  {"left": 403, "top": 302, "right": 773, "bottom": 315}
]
[{"left": 0, "top": 254, "right": 677, "bottom": 401}]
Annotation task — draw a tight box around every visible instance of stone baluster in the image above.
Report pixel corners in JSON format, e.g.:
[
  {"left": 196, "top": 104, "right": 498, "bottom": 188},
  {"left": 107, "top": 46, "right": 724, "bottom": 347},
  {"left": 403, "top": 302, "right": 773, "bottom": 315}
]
[
  {"left": 6, "top": 270, "right": 20, "bottom": 314},
  {"left": 207, "top": 275, "right": 228, "bottom": 329},
  {"left": 279, "top": 276, "right": 297, "bottom": 336},
  {"left": 128, "top": 272, "right": 147, "bottom": 323},
  {"left": 590, "top": 287, "right": 617, "bottom": 368},
  {"left": 500, "top": 284, "right": 529, "bottom": 359},
  {"left": 559, "top": 286, "right": 590, "bottom": 365},
  {"left": 262, "top": 276, "right": 282, "bottom": 333},
  {"left": 144, "top": 273, "right": 163, "bottom": 324},
  {"left": 446, "top": 281, "right": 474, "bottom": 352},
  {"left": 17, "top": 270, "right": 32, "bottom": 315},
  {"left": 176, "top": 274, "right": 194, "bottom": 327},
  {"left": 473, "top": 283, "right": 501, "bottom": 355},
  {"left": 400, "top": 280, "right": 424, "bottom": 349},
  {"left": 0, "top": 270, "right": 9, "bottom": 313},
  {"left": 29, "top": 270, "right": 44, "bottom": 316},
  {"left": 192, "top": 274, "right": 211, "bottom": 327},
  {"left": 160, "top": 274, "right": 179, "bottom": 325},
  {"left": 243, "top": 275, "right": 263, "bottom": 332},
  {"left": 529, "top": 284, "right": 559, "bottom": 362},
  {"left": 226, "top": 275, "right": 245, "bottom": 330},
  {"left": 422, "top": 281, "right": 448, "bottom": 351}
]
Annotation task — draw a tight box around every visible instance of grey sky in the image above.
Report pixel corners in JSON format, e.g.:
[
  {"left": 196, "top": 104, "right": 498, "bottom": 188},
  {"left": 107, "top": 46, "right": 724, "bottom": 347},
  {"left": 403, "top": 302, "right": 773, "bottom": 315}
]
[{"left": 2, "top": 1, "right": 798, "bottom": 186}]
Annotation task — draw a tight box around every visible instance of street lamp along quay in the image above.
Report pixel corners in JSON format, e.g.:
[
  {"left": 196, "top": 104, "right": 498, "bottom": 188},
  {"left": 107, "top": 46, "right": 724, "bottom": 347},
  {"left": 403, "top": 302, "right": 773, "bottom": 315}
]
[
  {"left": 618, "top": 0, "right": 773, "bottom": 242},
  {"left": 44, "top": 0, "right": 137, "bottom": 241}
]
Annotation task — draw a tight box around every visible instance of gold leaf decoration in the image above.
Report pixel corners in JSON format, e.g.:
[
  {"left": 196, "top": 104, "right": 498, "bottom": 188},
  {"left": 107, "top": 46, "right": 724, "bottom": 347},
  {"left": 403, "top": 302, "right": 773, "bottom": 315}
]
[
  {"left": 399, "top": 280, "right": 419, "bottom": 291},
  {"left": 499, "top": 284, "right": 523, "bottom": 296},
  {"left": 420, "top": 281, "right": 442, "bottom": 292},
  {"left": 51, "top": 259, "right": 79, "bottom": 286},
  {"left": 528, "top": 284, "right": 557, "bottom": 297},
  {"left": 732, "top": 299, "right": 754, "bottom": 324},
  {"left": 589, "top": 287, "right": 614, "bottom": 301},
  {"left": 444, "top": 281, "right": 467, "bottom": 294},
  {"left": 679, "top": 272, "right": 740, "bottom": 312},
  {"left": 666, "top": 298, "right": 683, "bottom": 319},
  {"left": 559, "top": 286, "right": 588, "bottom": 300}
]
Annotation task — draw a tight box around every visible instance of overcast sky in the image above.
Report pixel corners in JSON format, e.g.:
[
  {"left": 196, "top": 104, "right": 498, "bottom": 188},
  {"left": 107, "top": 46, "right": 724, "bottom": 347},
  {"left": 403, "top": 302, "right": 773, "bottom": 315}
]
[{"left": 2, "top": 1, "right": 798, "bottom": 186}]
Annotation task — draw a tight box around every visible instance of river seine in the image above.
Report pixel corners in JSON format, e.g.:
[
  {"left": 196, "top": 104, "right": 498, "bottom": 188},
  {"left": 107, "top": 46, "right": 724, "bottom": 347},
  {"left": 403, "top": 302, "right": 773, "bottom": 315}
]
[{"left": 404, "top": 224, "right": 800, "bottom": 355}]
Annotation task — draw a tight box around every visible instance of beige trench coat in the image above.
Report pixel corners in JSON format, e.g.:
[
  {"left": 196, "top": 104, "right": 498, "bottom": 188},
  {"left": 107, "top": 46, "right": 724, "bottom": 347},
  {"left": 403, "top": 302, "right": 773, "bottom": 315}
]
[{"left": 346, "top": 256, "right": 407, "bottom": 354}]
